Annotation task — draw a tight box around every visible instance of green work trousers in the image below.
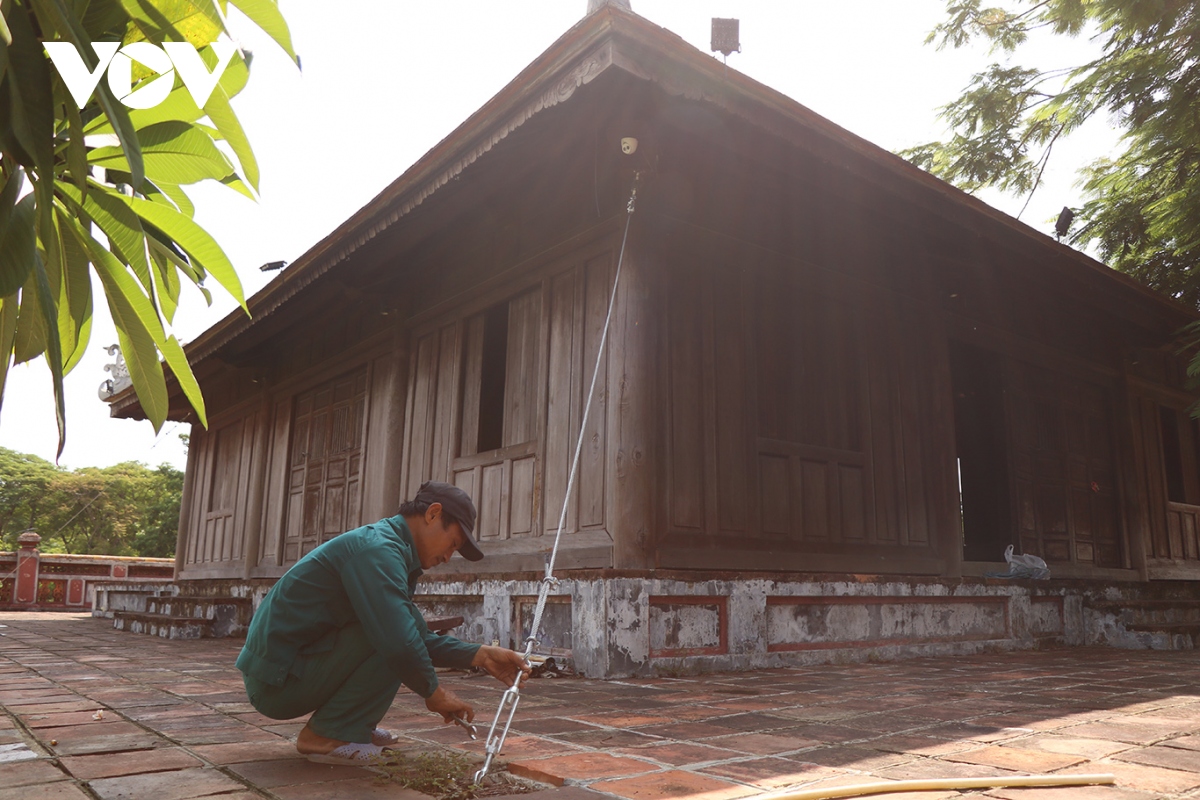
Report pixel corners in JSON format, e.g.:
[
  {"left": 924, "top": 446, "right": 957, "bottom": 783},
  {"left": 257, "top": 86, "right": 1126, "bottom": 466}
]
[{"left": 242, "top": 621, "right": 406, "bottom": 744}]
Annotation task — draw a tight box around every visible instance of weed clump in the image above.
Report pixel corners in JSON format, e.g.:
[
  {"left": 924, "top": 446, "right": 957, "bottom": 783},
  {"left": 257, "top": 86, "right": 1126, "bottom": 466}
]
[{"left": 374, "top": 749, "right": 535, "bottom": 800}]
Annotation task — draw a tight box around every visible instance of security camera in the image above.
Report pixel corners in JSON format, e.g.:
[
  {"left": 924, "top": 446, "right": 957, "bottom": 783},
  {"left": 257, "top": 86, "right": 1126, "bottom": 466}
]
[{"left": 621, "top": 137, "right": 638, "bottom": 155}]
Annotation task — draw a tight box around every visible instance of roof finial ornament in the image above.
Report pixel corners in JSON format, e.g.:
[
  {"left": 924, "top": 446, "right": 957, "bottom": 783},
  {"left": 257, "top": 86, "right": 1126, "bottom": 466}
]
[{"left": 587, "top": 0, "right": 631, "bottom": 14}]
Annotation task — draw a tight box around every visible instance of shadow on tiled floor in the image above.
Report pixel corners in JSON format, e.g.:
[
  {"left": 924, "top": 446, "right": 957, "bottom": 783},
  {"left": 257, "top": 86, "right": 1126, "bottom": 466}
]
[{"left": 2, "top": 611, "right": 1199, "bottom": 799}]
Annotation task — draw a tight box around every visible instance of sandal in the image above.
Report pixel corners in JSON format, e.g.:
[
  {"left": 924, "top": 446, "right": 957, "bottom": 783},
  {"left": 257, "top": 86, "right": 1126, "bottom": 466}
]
[
  {"left": 372, "top": 727, "right": 401, "bottom": 746},
  {"left": 306, "top": 742, "right": 385, "bottom": 766}
]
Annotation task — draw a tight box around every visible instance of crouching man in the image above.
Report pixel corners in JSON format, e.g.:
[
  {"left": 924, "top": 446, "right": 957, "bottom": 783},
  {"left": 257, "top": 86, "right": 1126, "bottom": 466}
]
[{"left": 235, "top": 481, "right": 529, "bottom": 765}]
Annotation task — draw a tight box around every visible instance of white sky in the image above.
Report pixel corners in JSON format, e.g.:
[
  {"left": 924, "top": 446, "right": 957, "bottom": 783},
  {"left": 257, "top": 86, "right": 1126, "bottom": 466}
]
[{"left": 0, "top": 0, "right": 1120, "bottom": 471}]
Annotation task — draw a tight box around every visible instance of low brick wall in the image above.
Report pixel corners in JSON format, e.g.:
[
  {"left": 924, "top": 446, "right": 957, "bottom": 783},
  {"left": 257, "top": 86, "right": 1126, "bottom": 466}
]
[{"left": 1, "top": 533, "right": 174, "bottom": 612}]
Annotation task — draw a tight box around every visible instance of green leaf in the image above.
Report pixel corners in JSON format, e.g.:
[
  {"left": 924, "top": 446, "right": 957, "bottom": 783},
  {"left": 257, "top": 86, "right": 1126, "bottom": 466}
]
[
  {"left": 149, "top": 244, "right": 179, "bottom": 322},
  {"left": 117, "top": 0, "right": 224, "bottom": 47},
  {"left": 156, "top": 182, "right": 195, "bottom": 217},
  {"left": 30, "top": 256, "right": 67, "bottom": 457},
  {"left": 159, "top": 334, "right": 205, "bottom": 427},
  {"left": 89, "top": 119, "right": 234, "bottom": 185},
  {"left": 0, "top": 172, "right": 36, "bottom": 297},
  {"left": 57, "top": 182, "right": 153, "bottom": 297},
  {"left": 115, "top": 318, "right": 168, "bottom": 431},
  {"left": 27, "top": 0, "right": 144, "bottom": 187},
  {"left": 51, "top": 205, "right": 94, "bottom": 373},
  {"left": 12, "top": 266, "right": 46, "bottom": 365},
  {"left": 124, "top": 191, "right": 245, "bottom": 310},
  {"left": 59, "top": 83, "right": 90, "bottom": 194},
  {"left": 61, "top": 211, "right": 169, "bottom": 429},
  {"left": 0, "top": 294, "right": 19, "bottom": 410},
  {"left": 229, "top": 0, "right": 298, "bottom": 65},
  {"left": 202, "top": 78, "right": 257, "bottom": 191},
  {"left": 4, "top": 1, "right": 55, "bottom": 175},
  {"left": 82, "top": 50, "right": 249, "bottom": 135}
]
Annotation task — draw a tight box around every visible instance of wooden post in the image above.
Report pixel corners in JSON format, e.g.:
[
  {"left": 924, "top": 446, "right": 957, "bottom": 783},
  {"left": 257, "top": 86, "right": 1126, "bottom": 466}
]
[
  {"left": 243, "top": 394, "right": 274, "bottom": 579},
  {"left": 174, "top": 425, "right": 200, "bottom": 579},
  {"left": 608, "top": 230, "right": 656, "bottom": 569}
]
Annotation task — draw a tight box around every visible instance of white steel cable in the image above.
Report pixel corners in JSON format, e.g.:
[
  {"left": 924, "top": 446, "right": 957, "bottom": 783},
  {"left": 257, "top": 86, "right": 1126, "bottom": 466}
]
[{"left": 474, "top": 176, "right": 640, "bottom": 784}]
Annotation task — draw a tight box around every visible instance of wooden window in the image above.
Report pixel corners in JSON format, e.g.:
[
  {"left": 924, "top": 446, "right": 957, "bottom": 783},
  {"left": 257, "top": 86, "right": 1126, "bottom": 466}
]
[
  {"left": 1160, "top": 406, "right": 1200, "bottom": 506},
  {"left": 459, "top": 289, "right": 542, "bottom": 457}
]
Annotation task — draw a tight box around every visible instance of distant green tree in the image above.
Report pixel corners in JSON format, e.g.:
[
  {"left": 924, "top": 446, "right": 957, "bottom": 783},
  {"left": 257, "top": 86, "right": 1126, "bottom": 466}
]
[
  {"left": 0, "top": 446, "right": 58, "bottom": 546},
  {"left": 902, "top": 1, "right": 1200, "bottom": 311},
  {"left": 0, "top": 448, "right": 181, "bottom": 556}
]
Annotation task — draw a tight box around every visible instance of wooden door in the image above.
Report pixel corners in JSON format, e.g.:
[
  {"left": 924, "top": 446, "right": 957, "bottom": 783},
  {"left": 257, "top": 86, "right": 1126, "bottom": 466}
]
[
  {"left": 283, "top": 368, "right": 368, "bottom": 563},
  {"left": 1008, "top": 361, "right": 1123, "bottom": 567}
]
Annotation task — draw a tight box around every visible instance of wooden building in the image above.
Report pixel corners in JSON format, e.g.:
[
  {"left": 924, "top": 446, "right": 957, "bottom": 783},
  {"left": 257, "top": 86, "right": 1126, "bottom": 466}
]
[{"left": 109, "top": 3, "right": 1200, "bottom": 671}]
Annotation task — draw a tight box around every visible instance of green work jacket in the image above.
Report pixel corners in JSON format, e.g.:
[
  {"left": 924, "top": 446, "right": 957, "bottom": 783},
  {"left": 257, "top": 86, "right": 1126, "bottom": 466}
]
[{"left": 234, "top": 516, "right": 479, "bottom": 697}]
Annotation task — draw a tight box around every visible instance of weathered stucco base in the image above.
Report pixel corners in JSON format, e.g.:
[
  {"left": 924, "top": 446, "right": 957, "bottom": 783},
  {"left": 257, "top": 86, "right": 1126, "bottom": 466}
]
[
  {"left": 92, "top": 573, "right": 1200, "bottom": 675},
  {"left": 412, "top": 573, "right": 1200, "bottom": 678}
]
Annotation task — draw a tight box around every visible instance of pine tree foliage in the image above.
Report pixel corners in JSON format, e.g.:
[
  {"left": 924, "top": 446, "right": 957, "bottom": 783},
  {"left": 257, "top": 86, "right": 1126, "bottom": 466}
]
[
  {"left": 902, "top": 1, "right": 1200, "bottom": 312},
  {"left": 0, "top": 0, "right": 297, "bottom": 457}
]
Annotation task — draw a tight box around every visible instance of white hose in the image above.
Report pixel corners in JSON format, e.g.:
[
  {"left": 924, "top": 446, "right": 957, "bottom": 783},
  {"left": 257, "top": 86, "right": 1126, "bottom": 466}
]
[{"left": 752, "top": 773, "right": 1115, "bottom": 800}]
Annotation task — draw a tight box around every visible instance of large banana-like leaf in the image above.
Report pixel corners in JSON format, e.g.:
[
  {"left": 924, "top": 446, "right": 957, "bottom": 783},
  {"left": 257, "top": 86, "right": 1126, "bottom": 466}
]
[
  {"left": 124, "top": 190, "right": 245, "bottom": 309},
  {"left": 88, "top": 119, "right": 234, "bottom": 186},
  {"left": 149, "top": 244, "right": 180, "bottom": 322}
]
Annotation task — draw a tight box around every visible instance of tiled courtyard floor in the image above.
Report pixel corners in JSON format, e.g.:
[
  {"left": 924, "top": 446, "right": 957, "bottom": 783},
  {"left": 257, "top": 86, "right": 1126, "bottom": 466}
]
[{"left": 1, "top": 612, "right": 1199, "bottom": 800}]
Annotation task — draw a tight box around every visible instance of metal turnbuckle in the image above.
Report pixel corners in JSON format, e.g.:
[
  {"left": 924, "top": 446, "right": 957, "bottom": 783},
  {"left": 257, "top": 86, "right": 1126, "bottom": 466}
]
[{"left": 473, "top": 676, "right": 524, "bottom": 784}]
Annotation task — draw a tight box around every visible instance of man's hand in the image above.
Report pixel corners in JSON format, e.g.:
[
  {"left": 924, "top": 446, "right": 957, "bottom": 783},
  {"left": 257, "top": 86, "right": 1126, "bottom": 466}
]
[
  {"left": 425, "top": 685, "right": 474, "bottom": 724},
  {"left": 471, "top": 645, "right": 531, "bottom": 687}
]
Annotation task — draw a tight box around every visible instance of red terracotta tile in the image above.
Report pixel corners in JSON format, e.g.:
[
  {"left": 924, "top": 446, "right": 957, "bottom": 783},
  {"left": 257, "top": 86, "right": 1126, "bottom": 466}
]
[
  {"left": 59, "top": 747, "right": 203, "bottom": 780},
  {"left": 614, "top": 742, "right": 742, "bottom": 766},
  {"left": 87, "top": 766, "right": 246, "bottom": 800},
  {"left": 590, "top": 769, "right": 756, "bottom": 800},
  {"left": 23, "top": 710, "right": 122, "bottom": 729},
  {"left": 227, "top": 757, "right": 372, "bottom": 787},
  {"left": 0, "top": 783, "right": 92, "bottom": 800},
  {"left": 943, "top": 744, "right": 1086, "bottom": 772},
  {"left": 1165, "top": 734, "right": 1200, "bottom": 752},
  {"left": 1113, "top": 744, "right": 1200, "bottom": 773},
  {"left": 508, "top": 752, "right": 657, "bottom": 786},
  {"left": 188, "top": 739, "right": 300, "bottom": 765},
  {"left": 0, "top": 758, "right": 70, "bottom": 787},
  {"left": 1061, "top": 761, "right": 1200, "bottom": 794},
  {"left": 705, "top": 732, "right": 823, "bottom": 755},
  {"left": 700, "top": 756, "right": 841, "bottom": 788},
  {"left": 271, "top": 778, "right": 428, "bottom": 799}
]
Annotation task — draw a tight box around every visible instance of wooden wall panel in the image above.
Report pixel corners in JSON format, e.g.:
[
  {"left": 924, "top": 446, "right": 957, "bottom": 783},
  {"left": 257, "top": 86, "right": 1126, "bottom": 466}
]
[
  {"left": 544, "top": 271, "right": 580, "bottom": 533},
  {"left": 713, "top": 269, "right": 749, "bottom": 533},
  {"left": 504, "top": 290, "right": 542, "bottom": 447},
  {"left": 431, "top": 325, "right": 458, "bottom": 481},
  {"left": 405, "top": 332, "right": 441, "bottom": 498},
  {"left": 580, "top": 256, "right": 610, "bottom": 529},
  {"left": 668, "top": 271, "right": 705, "bottom": 530}
]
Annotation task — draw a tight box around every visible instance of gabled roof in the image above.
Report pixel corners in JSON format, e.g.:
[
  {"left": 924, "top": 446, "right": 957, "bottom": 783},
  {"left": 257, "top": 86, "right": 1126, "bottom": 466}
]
[{"left": 110, "top": 4, "right": 1195, "bottom": 420}]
